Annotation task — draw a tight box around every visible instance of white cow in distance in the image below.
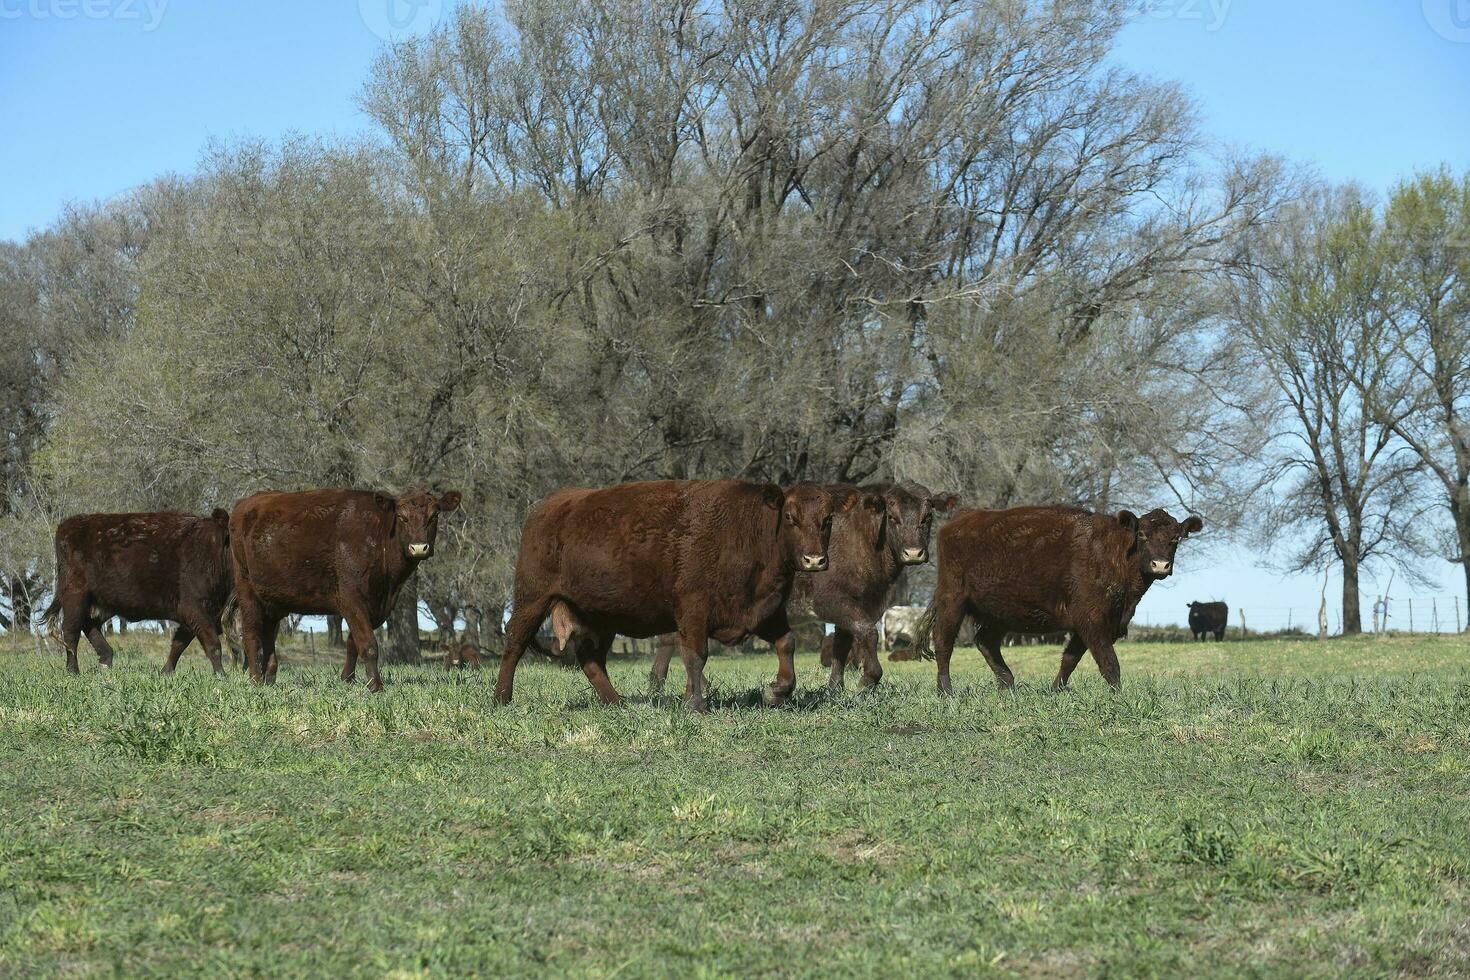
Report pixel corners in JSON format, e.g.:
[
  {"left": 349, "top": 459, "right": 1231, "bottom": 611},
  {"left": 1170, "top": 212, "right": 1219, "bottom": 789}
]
[{"left": 881, "top": 605, "right": 929, "bottom": 652}]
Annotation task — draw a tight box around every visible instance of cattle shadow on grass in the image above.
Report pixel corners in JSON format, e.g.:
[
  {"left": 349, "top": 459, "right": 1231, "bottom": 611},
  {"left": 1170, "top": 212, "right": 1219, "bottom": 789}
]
[{"left": 600, "top": 684, "right": 891, "bottom": 713}]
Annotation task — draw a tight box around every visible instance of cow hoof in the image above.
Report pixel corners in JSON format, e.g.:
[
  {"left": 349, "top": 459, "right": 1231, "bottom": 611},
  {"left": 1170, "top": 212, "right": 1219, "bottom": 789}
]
[
  {"left": 937, "top": 678, "right": 953, "bottom": 697},
  {"left": 763, "top": 684, "right": 793, "bottom": 707},
  {"left": 686, "top": 698, "right": 710, "bottom": 715}
]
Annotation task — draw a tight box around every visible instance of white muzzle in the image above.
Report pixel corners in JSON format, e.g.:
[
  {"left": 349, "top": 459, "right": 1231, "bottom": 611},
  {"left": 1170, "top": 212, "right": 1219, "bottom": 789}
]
[
  {"left": 801, "top": 554, "right": 829, "bottom": 572},
  {"left": 408, "top": 543, "right": 431, "bottom": 559},
  {"left": 901, "top": 547, "right": 927, "bottom": 565},
  {"left": 1149, "top": 559, "right": 1172, "bottom": 576}
]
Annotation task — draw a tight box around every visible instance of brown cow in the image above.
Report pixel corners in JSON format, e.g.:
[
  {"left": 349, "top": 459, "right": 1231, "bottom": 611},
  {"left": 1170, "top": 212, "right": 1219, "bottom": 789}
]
[
  {"left": 494, "top": 480, "right": 842, "bottom": 713},
  {"left": 923, "top": 506, "right": 1202, "bottom": 693},
  {"left": 228, "top": 488, "right": 462, "bottom": 691},
  {"left": 442, "top": 641, "right": 482, "bottom": 670},
  {"left": 40, "top": 510, "right": 233, "bottom": 676},
  {"left": 647, "top": 481, "right": 956, "bottom": 699}
]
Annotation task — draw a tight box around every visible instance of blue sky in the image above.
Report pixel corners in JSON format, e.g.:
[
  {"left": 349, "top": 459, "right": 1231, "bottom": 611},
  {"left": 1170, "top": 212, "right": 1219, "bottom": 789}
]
[{"left": 4, "top": 0, "right": 1469, "bottom": 630}]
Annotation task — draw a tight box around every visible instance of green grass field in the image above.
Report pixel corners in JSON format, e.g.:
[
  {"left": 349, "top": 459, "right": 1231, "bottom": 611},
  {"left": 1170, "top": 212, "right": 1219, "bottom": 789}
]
[{"left": 2, "top": 633, "right": 1468, "bottom": 977}]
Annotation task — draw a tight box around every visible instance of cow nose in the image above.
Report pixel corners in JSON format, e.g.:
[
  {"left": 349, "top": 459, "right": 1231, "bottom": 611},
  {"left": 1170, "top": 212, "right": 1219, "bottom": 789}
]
[
  {"left": 801, "top": 554, "right": 828, "bottom": 572},
  {"left": 408, "top": 543, "right": 431, "bottom": 558},
  {"left": 901, "top": 547, "right": 927, "bottom": 565},
  {"left": 1150, "top": 559, "right": 1172, "bottom": 576}
]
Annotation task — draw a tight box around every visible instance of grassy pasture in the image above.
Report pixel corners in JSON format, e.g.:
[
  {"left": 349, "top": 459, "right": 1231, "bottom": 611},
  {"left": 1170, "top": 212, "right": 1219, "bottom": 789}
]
[{"left": 1, "top": 634, "right": 1468, "bottom": 977}]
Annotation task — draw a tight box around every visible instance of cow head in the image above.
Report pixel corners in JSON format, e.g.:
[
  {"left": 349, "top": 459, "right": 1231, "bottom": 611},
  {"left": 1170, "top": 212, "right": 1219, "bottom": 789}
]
[
  {"left": 882, "top": 482, "right": 959, "bottom": 565},
  {"left": 1117, "top": 508, "right": 1203, "bottom": 579},
  {"left": 769, "top": 482, "right": 841, "bottom": 572},
  {"left": 394, "top": 489, "right": 463, "bottom": 560}
]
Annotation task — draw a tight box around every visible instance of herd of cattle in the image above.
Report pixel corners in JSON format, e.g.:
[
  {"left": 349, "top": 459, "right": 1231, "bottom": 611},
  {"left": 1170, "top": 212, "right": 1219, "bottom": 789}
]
[{"left": 39, "top": 479, "right": 1211, "bottom": 711}]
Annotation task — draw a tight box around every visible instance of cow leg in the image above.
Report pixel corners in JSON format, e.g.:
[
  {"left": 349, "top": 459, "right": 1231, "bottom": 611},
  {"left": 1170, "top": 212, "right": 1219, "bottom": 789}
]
[
  {"left": 852, "top": 623, "right": 882, "bottom": 690},
  {"left": 931, "top": 596, "right": 966, "bottom": 696},
  {"left": 825, "top": 630, "right": 854, "bottom": 691},
  {"left": 494, "top": 598, "right": 551, "bottom": 705},
  {"left": 161, "top": 625, "right": 196, "bottom": 674},
  {"left": 1079, "top": 626, "right": 1122, "bottom": 689},
  {"left": 1051, "top": 634, "right": 1087, "bottom": 692},
  {"left": 766, "top": 631, "right": 797, "bottom": 705},
  {"left": 260, "top": 615, "right": 283, "bottom": 685},
  {"left": 577, "top": 632, "right": 623, "bottom": 706},
  {"left": 674, "top": 614, "right": 711, "bottom": 714},
  {"left": 83, "top": 619, "right": 117, "bottom": 669},
  {"left": 648, "top": 633, "right": 677, "bottom": 695},
  {"left": 340, "top": 629, "right": 360, "bottom": 682},
  {"left": 974, "top": 626, "right": 1015, "bottom": 690},
  {"left": 60, "top": 602, "right": 84, "bottom": 675},
  {"left": 237, "top": 585, "right": 269, "bottom": 684},
  {"left": 194, "top": 619, "right": 227, "bottom": 677},
  {"left": 819, "top": 633, "right": 833, "bottom": 668},
  {"left": 340, "top": 610, "right": 382, "bottom": 693}
]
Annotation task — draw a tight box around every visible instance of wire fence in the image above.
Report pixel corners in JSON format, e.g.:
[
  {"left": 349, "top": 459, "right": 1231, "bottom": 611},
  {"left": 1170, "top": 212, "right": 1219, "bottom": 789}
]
[{"left": 1135, "top": 595, "right": 1468, "bottom": 637}]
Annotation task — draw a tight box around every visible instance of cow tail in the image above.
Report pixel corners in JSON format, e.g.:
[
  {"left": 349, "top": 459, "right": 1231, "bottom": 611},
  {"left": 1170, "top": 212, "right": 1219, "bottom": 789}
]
[
  {"left": 219, "top": 587, "right": 246, "bottom": 668},
  {"left": 911, "top": 601, "right": 940, "bottom": 660},
  {"left": 37, "top": 597, "right": 62, "bottom": 637}
]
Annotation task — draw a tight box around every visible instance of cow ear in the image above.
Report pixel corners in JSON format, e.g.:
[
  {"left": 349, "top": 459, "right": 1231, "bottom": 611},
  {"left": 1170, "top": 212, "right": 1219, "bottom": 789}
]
[
  {"left": 438, "top": 490, "right": 463, "bottom": 513},
  {"left": 211, "top": 508, "right": 229, "bottom": 527},
  {"left": 1116, "top": 510, "right": 1139, "bottom": 533},
  {"left": 763, "top": 484, "right": 784, "bottom": 510},
  {"left": 863, "top": 493, "right": 885, "bottom": 515},
  {"left": 931, "top": 493, "right": 959, "bottom": 513},
  {"left": 836, "top": 489, "right": 862, "bottom": 513},
  {"left": 1183, "top": 515, "right": 1203, "bottom": 534}
]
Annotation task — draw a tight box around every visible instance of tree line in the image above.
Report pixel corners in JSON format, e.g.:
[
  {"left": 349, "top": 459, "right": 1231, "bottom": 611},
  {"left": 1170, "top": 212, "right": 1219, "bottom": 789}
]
[{"left": 0, "top": 1, "right": 1463, "bottom": 650}]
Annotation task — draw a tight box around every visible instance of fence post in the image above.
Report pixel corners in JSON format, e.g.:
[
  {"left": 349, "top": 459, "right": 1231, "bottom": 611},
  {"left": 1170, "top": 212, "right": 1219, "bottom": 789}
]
[
  {"left": 1433, "top": 598, "right": 1439, "bottom": 633},
  {"left": 1458, "top": 597, "right": 1462, "bottom": 634},
  {"left": 308, "top": 627, "right": 315, "bottom": 657},
  {"left": 1240, "top": 609, "right": 1247, "bottom": 639},
  {"left": 1372, "top": 597, "right": 1380, "bottom": 634},
  {"left": 1287, "top": 609, "right": 1292, "bottom": 633}
]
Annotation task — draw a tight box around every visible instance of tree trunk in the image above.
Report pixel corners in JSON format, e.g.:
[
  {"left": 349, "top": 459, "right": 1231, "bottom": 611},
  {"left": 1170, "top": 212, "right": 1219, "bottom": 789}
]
[
  {"left": 327, "top": 615, "right": 344, "bottom": 648},
  {"left": 383, "top": 575, "right": 421, "bottom": 665},
  {"left": 1341, "top": 558, "right": 1363, "bottom": 635},
  {"left": 463, "top": 606, "right": 481, "bottom": 648},
  {"left": 6, "top": 578, "right": 34, "bottom": 633}
]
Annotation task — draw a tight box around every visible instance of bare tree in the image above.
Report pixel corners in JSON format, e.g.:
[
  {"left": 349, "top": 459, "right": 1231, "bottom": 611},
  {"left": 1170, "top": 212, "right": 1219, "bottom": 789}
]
[
  {"left": 1232, "top": 185, "right": 1429, "bottom": 633},
  {"left": 1356, "top": 171, "right": 1470, "bottom": 625}
]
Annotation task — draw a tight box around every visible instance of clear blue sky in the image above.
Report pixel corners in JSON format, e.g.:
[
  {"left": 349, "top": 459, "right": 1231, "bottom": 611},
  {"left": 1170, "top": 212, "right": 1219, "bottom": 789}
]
[{"left": 4, "top": 0, "right": 1469, "bottom": 630}]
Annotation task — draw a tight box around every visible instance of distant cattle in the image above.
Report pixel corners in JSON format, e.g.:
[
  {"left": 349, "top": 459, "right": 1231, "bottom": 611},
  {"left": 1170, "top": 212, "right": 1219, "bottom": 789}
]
[
  {"left": 495, "top": 479, "right": 842, "bottom": 713},
  {"left": 882, "top": 604, "right": 930, "bottom": 652},
  {"left": 442, "top": 641, "right": 482, "bottom": 670},
  {"left": 921, "top": 506, "right": 1202, "bottom": 693},
  {"left": 1004, "top": 631, "right": 1070, "bottom": 647},
  {"left": 40, "top": 510, "right": 234, "bottom": 676},
  {"left": 228, "top": 488, "right": 461, "bottom": 691},
  {"left": 650, "top": 482, "right": 956, "bottom": 698},
  {"left": 1188, "top": 601, "right": 1228, "bottom": 641}
]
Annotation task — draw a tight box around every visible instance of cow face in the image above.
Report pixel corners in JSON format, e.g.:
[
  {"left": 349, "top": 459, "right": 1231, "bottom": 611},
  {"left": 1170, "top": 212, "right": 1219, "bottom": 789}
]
[
  {"left": 772, "top": 482, "right": 841, "bottom": 572},
  {"left": 1118, "top": 508, "right": 1203, "bottom": 578},
  {"left": 394, "top": 489, "right": 463, "bottom": 560},
  {"left": 885, "top": 482, "right": 960, "bottom": 565}
]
